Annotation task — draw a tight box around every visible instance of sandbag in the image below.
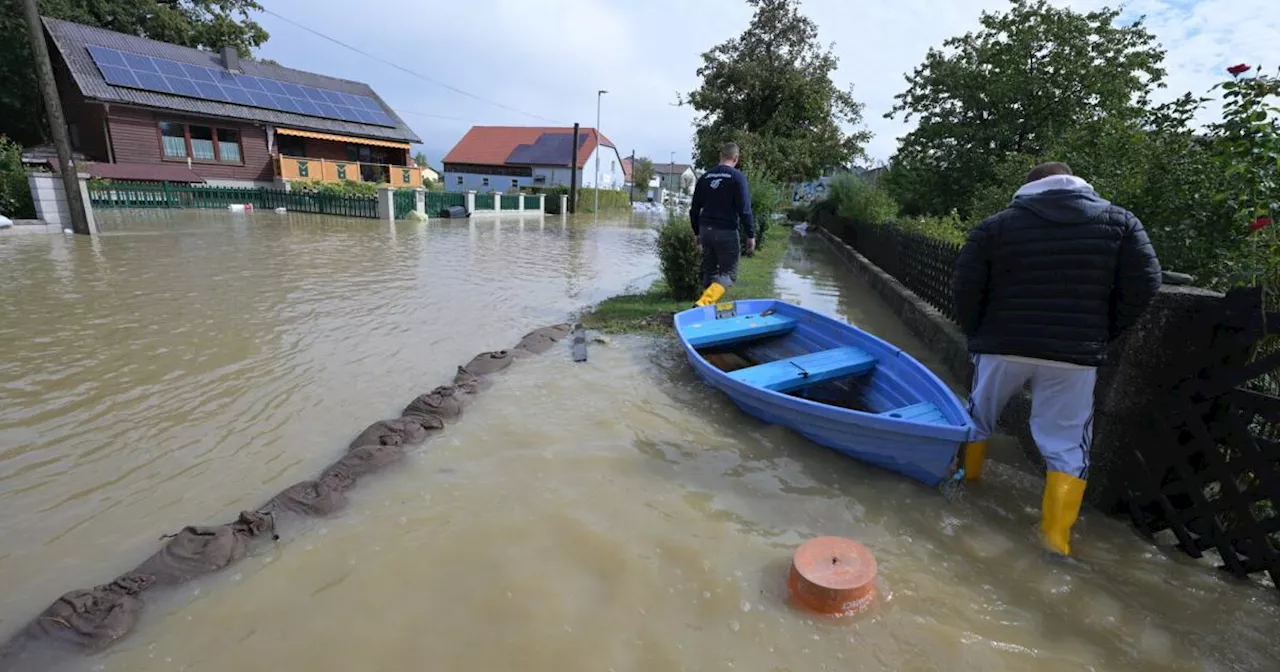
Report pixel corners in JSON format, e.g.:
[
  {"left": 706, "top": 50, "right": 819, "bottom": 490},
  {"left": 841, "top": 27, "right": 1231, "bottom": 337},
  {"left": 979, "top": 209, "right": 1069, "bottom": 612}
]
[
  {"left": 348, "top": 415, "right": 443, "bottom": 450},
  {"left": 453, "top": 366, "right": 492, "bottom": 390},
  {"left": 132, "top": 511, "right": 274, "bottom": 585},
  {"left": 319, "top": 444, "right": 405, "bottom": 492},
  {"left": 402, "top": 385, "right": 473, "bottom": 421},
  {"left": 462, "top": 350, "right": 515, "bottom": 376},
  {"left": 23, "top": 572, "right": 154, "bottom": 651},
  {"left": 262, "top": 480, "right": 347, "bottom": 517}
]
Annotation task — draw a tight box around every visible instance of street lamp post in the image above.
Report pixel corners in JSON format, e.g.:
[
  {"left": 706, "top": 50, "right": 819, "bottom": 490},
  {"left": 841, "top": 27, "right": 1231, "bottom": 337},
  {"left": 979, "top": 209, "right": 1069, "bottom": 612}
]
[
  {"left": 669, "top": 151, "right": 675, "bottom": 201},
  {"left": 595, "top": 89, "right": 607, "bottom": 214}
]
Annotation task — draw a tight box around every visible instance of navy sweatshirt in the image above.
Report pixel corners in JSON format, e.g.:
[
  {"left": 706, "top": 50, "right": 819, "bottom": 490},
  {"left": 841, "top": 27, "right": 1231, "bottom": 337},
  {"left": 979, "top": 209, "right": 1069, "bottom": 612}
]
[{"left": 689, "top": 164, "right": 754, "bottom": 238}]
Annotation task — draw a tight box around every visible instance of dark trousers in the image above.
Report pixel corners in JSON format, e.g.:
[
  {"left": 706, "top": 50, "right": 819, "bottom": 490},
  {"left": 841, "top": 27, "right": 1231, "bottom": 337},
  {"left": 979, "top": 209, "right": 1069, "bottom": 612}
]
[{"left": 700, "top": 226, "right": 740, "bottom": 290}]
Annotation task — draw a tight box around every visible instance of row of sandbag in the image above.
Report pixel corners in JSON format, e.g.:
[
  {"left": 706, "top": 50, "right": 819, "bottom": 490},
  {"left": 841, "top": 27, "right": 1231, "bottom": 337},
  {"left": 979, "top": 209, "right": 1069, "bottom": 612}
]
[{"left": 0, "top": 323, "right": 573, "bottom": 664}]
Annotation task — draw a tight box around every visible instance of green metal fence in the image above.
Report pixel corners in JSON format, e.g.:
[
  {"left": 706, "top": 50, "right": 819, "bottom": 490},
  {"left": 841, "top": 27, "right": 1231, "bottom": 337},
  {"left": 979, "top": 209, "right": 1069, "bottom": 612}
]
[
  {"left": 393, "top": 189, "right": 416, "bottom": 219},
  {"left": 500, "top": 195, "right": 521, "bottom": 210},
  {"left": 86, "top": 182, "right": 378, "bottom": 218},
  {"left": 475, "top": 193, "right": 495, "bottom": 210},
  {"left": 523, "top": 195, "right": 539, "bottom": 211},
  {"left": 426, "top": 191, "right": 465, "bottom": 213}
]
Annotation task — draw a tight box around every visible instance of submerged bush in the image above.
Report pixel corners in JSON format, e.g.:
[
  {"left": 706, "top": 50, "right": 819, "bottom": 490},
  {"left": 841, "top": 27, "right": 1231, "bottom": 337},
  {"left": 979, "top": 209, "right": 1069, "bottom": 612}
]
[
  {"left": 745, "top": 172, "right": 783, "bottom": 253},
  {"left": 657, "top": 213, "right": 702, "bottom": 301},
  {"left": 294, "top": 179, "right": 377, "bottom": 199}
]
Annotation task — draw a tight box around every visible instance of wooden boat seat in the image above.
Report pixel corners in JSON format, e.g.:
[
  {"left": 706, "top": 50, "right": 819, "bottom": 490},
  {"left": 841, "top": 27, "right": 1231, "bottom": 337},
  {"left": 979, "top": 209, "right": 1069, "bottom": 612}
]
[
  {"left": 728, "top": 346, "right": 877, "bottom": 393},
  {"left": 879, "top": 402, "right": 946, "bottom": 424},
  {"left": 685, "top": 312, "right": 797, "bottom": 349}
]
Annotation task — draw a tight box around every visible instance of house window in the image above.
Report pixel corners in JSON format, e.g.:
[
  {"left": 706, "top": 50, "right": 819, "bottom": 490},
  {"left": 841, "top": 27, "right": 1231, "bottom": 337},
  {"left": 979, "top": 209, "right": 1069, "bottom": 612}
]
[
  {"left": 278, "top": 134, "right": 306, "bottom": 157},
  {"left": 160, "top": 122, "right": 187, "bottom": 158},
  {"left": 511, "top": 179, "right": 518, "bottom": 188},
  {"left": 158, "top": 121, "right": 243, "bottom": 163},
  {"left": 189, "top": 125, "right": 215, "bottom": 160},
  {"left": 482, "top": 177, "right": 489, "bottom": 187},
  {"left": 217, "top": 129, "right": 241, "bottom": 162},
  {"left": 456, "top": 175, "right": 463, "bottom": 186}
]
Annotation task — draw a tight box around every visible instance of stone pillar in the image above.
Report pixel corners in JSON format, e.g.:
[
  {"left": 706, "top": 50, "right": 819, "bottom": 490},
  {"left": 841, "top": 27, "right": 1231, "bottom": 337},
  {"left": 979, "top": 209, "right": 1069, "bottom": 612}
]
[
  {"left": 538, "top": 194, "right": 546, "bottom": 213},
  {"left": 494, "top": 193, "right": 502, "bottom": 213},
  {"left": 465, "top": 190, "right": 476, "bottom": 214},
  {"left": 559, "top": 194, "right": 568, "bottom": 215},
  {"left": 413, "top": 188, "right": 426, "bottom": 215},
  {"left": 76, "top": 174, "right": 98, "bottom": 235},
  {"left": 376, "top": 187, "right": 395, "bottom": 221}
]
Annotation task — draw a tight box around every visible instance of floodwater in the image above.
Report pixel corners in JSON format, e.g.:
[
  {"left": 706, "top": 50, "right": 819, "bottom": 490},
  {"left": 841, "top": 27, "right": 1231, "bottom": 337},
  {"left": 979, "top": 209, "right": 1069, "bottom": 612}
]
[{"left": 1, "top": 212, "right": 1276, "bottom": 672}]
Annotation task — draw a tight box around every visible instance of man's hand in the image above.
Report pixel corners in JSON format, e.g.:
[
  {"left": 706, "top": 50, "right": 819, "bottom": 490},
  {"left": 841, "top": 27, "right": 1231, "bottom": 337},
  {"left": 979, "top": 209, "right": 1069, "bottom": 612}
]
[{"left": 747, "top": 238, "right": 756, "bottom": 252}]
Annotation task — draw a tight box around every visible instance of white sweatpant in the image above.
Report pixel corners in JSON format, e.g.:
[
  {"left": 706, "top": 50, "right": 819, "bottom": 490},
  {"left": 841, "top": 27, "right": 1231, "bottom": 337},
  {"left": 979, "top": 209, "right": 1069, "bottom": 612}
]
[{"left": 967, "top": 354, "right": 1096, "bottom": 479}]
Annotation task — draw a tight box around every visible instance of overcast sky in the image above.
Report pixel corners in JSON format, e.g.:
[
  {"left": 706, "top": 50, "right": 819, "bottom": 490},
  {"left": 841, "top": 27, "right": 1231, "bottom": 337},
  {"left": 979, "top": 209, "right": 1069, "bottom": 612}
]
[{"left": 253, "top": 0, "right": 1279, "bottom": 170}]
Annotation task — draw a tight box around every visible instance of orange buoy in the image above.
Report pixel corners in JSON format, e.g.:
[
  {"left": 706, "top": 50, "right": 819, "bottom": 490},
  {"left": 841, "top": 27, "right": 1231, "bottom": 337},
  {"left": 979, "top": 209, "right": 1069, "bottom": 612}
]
[{"left": 787, "top": 536, "right": 877, "bottom": 616}]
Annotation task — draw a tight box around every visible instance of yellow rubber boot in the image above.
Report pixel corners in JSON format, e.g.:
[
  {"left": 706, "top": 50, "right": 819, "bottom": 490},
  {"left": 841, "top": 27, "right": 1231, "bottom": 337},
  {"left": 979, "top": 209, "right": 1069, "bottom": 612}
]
[
  {"left": 1041, "top": 471, "right": 1087, "bottom": 556},
  {"left": 962, "top": 441, "right": 988, "bottom": 481},
  {"left": 693, "top": 282, "right": 726, "bottom": 307}
]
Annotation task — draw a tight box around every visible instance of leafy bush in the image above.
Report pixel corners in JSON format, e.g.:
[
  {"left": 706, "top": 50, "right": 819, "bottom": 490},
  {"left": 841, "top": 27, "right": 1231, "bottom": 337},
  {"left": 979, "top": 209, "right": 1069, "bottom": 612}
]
[
  {"left": 0, "top": 135, "right": 35, "bottom": 219},
  {"left": 826, "top": 172, "right": 898, "bottom": 224},
  {"left": 745, "top": 172, "right": 783, "bottom": 252},
  {"left": 657, "top": 213, "right": 702, "bottom": 301},
  {"left": 293, "top": 179, "right": 377, "bottom": 199},
  {"left": 897, "top": 211, "right": 970, "bottom": 245},
  {"left": 575, "top": 188, "right": 630, "bottom": 212}
]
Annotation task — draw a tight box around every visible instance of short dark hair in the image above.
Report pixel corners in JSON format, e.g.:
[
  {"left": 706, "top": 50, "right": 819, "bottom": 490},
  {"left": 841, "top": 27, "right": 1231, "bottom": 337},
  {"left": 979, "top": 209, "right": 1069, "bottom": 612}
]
[
  {"left": 1026, "top": 162, "right": 1072, "bottom": 183},
  {"left": 720, "top": 142, "right": 740, "bottom": 161}
]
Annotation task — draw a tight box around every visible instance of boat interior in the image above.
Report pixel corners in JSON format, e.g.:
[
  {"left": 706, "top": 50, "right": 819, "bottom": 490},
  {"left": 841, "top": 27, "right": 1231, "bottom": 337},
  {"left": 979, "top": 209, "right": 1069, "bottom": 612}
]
[{"left": 685, "top": 307, "right": 953, "bottom": 425}]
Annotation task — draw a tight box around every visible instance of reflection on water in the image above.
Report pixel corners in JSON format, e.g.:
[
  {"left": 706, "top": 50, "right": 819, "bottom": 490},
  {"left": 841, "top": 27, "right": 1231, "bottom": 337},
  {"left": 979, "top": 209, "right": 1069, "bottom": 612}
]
[{"left": 0, "top": 215, "right": 1275, "bottom": 672}]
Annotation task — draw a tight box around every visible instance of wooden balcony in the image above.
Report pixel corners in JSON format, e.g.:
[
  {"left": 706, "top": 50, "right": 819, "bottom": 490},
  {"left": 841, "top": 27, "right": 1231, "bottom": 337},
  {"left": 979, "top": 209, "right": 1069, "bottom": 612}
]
[{"left": 275, "top": 155, "right": 422, "bottom": 188}]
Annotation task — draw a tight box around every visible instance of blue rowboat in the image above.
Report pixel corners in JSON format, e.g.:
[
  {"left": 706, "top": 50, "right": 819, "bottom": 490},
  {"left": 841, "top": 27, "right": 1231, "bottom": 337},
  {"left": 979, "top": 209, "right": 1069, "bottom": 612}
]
[{"left": 674, "top": 299, "right": 976, "bottom": 487}]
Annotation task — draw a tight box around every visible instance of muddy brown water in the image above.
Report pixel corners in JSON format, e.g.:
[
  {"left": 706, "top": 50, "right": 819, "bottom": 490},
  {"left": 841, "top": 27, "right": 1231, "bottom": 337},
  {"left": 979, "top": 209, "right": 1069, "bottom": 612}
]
[{"left": 1, "top": 212, "right": 1276, "bottom": 671}]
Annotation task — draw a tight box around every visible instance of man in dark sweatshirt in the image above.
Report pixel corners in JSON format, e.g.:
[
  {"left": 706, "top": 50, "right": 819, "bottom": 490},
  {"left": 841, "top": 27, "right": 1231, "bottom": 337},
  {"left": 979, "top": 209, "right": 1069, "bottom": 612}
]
[
  {"left": 689, "top": 142, "right": 755, "bottom": 307},
  {"left": 952, "top": 162, "right": 1162, "bottom": 557}
]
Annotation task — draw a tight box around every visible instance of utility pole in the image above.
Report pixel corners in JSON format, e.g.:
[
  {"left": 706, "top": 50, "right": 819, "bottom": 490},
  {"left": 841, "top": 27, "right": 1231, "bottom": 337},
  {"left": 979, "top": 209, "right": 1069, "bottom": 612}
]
[
  {"left": 21, "top": 0, "right": 90, "bottom": 235},
  {"left": 594, "top": 89, "right": 607, "bottom": 214},
  {"left": 669, "top": 151, "right": 675, "bottom": 201},
  {"left": 569, "top": 123, "right": 579, "bottom": 215}
]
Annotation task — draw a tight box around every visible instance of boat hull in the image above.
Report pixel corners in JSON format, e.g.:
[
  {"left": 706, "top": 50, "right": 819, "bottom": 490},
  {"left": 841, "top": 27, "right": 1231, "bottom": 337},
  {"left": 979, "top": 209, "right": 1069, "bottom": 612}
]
[{"left": 674, "top": 299, "right": 976, "bottom": 487}]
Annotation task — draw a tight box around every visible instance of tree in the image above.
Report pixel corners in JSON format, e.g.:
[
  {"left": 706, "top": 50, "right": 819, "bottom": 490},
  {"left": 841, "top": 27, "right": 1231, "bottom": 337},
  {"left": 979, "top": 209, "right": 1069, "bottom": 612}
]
[
  {"left": 413, "top": 151, "right": 429, "bottom": 168},
  {"left": 0, "top": 0, "right": 269, "bottom": 146},
  {"left": 682, "top": 0, "right": 869, "bottom": 183},
  {"left": 631, "top": 157, "right": 654, "bottom": 189},
  {"left": 884, "top": 0, "right": 1165, "bottom": 217}
]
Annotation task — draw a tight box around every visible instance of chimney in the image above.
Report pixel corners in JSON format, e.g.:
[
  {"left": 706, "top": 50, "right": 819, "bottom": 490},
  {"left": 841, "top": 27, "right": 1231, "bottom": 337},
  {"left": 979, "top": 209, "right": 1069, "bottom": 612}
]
[{"left": 220, "top": 46, "right": 241, "bottom": 73}]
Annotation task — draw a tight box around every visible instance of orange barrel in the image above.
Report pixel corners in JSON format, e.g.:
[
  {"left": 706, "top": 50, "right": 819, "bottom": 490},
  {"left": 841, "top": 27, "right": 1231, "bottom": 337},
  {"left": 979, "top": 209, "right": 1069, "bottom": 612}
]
[{"left": 787, "top": 536, "right": 877, "bottom": 615}]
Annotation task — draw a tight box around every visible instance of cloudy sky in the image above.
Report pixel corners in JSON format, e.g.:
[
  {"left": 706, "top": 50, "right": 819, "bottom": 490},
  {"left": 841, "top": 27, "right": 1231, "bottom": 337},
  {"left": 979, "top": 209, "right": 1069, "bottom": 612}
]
[{"left": 253, "top": 0, "right": 1279, "bottom": 169}]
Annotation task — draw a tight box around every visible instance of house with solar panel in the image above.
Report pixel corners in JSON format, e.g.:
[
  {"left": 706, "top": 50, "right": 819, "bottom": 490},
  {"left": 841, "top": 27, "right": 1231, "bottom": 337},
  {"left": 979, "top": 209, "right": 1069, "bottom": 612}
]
[
  {"left": 39, "top": 17, "right": 423, "bottom": 189},
  {"left": 441, "top": 127, "right": 626, "bottom": 193}
]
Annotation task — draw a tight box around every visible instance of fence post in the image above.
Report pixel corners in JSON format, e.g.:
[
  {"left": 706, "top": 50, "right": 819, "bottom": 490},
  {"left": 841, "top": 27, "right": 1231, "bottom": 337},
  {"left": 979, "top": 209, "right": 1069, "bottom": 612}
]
[
  {"left": 465, "top": 190, "right": 476, "bottom": 214},
  {"left": 538, "top": 193, "right": 546, "bottom": 213},
  {"left": 414, "top": 188, "right": 426, "bottom": 215},
  {"left": 517, "top": 194, "right": 525, "bottom": 212},
  {"left": 377, "top": 187, "right": 395, "bottom": 221},
  {"left": 494, "top": 192, "right": 502, "bottom": 214},
  {"left": 75, "top": 173, "right": 99, "bottom": 234},
  {"left": 559, "top": 194, "right": 568, "bottom": 215}
]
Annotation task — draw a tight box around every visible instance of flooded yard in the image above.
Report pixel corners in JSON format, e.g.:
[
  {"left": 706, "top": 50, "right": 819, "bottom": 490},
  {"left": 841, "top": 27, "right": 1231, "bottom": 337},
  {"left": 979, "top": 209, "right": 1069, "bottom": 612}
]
[{"left": 1, "top": 212, "right": 1276, "bottom": 671}]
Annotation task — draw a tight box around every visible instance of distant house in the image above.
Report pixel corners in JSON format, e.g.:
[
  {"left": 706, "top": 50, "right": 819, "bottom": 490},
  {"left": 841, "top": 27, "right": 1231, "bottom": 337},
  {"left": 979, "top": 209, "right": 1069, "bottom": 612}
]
[
  {"left": 654, "top": 162, "right": 694, "bottom": 195},
  {"left": 409, "top": 156, "right": 441, "bottom": 184},
  {"left": 39, "top": 17, "right": 424, "bottom": 188},
  {"left": 441, "top": 126, "right": 625, "bottom": 193}
]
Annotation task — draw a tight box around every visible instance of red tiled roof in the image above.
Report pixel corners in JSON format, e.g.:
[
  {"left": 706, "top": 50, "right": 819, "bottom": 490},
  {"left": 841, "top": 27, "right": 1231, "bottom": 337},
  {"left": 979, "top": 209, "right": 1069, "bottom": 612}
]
[
  {"left": 621, "top": 157, "right": 633, "bottom": 181},
  {"left": 442, "top": 126, "right": 613, "bottom": 168}
]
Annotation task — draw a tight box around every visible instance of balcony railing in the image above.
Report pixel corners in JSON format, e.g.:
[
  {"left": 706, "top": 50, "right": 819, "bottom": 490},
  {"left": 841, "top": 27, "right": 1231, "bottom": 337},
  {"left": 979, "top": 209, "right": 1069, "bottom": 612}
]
[{"left": 275, "top": 155, "right": 422, "bottom": 188}]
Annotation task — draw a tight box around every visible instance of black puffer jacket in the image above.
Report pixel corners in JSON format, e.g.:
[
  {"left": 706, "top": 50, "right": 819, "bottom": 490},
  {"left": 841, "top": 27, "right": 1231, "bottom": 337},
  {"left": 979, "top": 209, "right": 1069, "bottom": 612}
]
[{"left": 951, "top": 178, "right": 1163, "bottom": 366}]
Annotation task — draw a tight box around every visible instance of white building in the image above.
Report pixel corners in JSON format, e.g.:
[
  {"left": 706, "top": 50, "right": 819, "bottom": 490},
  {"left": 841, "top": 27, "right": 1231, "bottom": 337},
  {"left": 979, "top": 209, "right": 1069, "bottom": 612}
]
[{"left": 441, "top": 126, "right": 626, "bottom": 193}]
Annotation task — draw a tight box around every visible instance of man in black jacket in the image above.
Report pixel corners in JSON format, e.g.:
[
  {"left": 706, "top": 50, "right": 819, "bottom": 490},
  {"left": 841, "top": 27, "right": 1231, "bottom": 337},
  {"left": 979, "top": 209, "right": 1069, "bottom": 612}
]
[
  {"left": 952, "top": 162, "right": 1162, "bottom": 557},
  {"left": 689, "top": 142, "right": 755, "bottom": 307}
]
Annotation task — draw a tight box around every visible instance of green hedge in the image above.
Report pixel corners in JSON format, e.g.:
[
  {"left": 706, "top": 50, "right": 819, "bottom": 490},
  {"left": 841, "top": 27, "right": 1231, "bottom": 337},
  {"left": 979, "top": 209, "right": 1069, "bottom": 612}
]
[
  {"left": 0, "top": 136, "right": 34, "bottom": 219},
  {"left": 574, "top": 188, "right": 630, "bottom": 212}
]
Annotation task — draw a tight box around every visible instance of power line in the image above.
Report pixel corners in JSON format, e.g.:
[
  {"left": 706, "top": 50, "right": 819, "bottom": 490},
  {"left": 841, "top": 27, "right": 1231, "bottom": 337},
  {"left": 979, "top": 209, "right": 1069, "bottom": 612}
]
[{"left": 259, "top": 7, "right": 564, "bottom": 125}]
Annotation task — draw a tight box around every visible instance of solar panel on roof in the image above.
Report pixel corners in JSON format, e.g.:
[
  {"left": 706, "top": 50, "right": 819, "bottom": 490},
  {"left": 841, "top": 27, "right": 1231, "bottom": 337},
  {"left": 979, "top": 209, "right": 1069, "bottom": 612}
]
[{"left": 85, "top": 45, "right": 399, "bottom": 129}]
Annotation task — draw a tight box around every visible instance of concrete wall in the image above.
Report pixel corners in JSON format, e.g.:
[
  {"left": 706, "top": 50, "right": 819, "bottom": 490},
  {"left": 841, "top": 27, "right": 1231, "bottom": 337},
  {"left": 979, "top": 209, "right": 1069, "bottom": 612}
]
[
  {"left": 814, "top": 224, "right": 1225, "bottom": 513},
  {"left": 27, "top": 172, "right": 97, "bottom": 233}
]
